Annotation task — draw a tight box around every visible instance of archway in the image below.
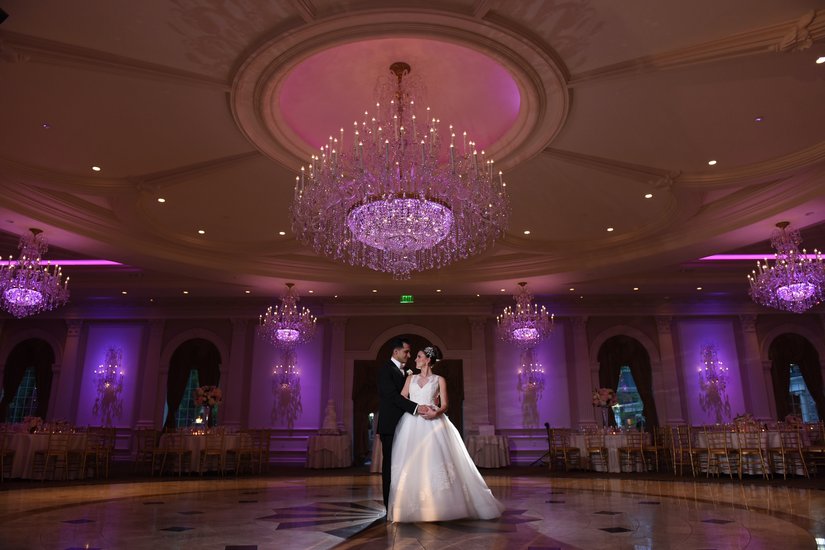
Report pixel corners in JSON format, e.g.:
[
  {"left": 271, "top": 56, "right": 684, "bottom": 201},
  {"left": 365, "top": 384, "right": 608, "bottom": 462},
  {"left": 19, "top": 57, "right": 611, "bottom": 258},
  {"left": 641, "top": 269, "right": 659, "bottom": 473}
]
[
  {"left": 596, "top": 335, "right": 659, "bottom": 427},
  {"left": 768, "top": 333, "right": 824, "bottom": 420},
  {"left": 0, "top": 338, "right": 55, "bottom": 422},
  {"left": 164, "top": 338, "right": 222, "bottom": 430},
  {"left": 352, "top": 334, "right": 464, "bottom": 464}
]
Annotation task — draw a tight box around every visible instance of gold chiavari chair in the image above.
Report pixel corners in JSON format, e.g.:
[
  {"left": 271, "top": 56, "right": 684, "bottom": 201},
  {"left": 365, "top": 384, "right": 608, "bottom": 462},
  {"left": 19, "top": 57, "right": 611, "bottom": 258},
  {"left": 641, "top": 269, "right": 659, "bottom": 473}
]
[
  {"left": 585, "top": 433, "right": 608, "bottom": 472},
  {"left": 618, "top": 431, "right": 646, "bottom": 473},
  {"left": 735, "top": 426, "right": 770, "bottom": 480},
  {"left": 548, "top": 427, "right": 581, "bottom": 471},
  {"left": 42, "top": 433, "right": 71, "bottom": 481},
  {"left": 199, "top": 433, "right": 226, "bottom": 475},
  {"left": 644, "top": 425, "right": 670, "bottom": 472},
  {"left": 156, "top": 432, "right": 191, "bottom": 476},
  {"left": 0, "top": 431, "right": 14, "bottom": 482},
  {"left": 771, "top": 429, "right": 809, "bottom": 479},
  {"left": 670, "top": 425, "right": 698, "bottom": 477},
  {"left": 705, "top": 427, "right": 735, "bottom": 479},
  {"left": 805, "top": 421, "right": 825, "bottom": 475},
  {"left": 133, "top": 428, "right": 159, "bottom": 473}
]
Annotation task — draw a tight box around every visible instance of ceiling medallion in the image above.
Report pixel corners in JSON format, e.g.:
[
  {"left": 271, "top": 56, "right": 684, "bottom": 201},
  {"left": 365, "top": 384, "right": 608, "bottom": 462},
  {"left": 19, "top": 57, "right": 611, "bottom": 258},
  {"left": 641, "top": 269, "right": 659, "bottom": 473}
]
[
  {"left": 291, "top": 62, "right": 510, "bottom": 279},
  {"left": 747, "top": 221, "right": 825, "bottom": 313},
  {"left": 0, "top": 228, "right": 70, "bottom": 318}
]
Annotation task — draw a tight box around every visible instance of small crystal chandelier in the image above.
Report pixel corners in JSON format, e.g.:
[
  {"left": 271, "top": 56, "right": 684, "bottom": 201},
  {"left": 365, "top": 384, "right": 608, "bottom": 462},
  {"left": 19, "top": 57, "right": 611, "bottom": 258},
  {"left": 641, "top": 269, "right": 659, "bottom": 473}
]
[
  {"left": 291, "top": 62, "right": 510, "bottom": 279},
  {"left": 747, "top": 221, "right": 825, "bottom": 313},
  {"left": 0, "top": 228, "right": 70, "bottom": 318},
  {"left": 497, "top": 282, "right": 554, "bottom": 348},
  {"left": 92, "top": 347, "right": 125, "bottom": 427},
  {"left": 257, "top": 283, "right": 317, "bottom": 348},
  {"left": 697, "top": 344, "right": 731, "bottom": 424}
]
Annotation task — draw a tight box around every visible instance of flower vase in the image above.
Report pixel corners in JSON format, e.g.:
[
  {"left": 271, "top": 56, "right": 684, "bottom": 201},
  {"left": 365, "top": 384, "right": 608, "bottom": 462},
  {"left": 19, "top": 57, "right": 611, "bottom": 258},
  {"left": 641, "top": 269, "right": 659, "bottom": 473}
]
[
  {"left": 601, "top": 407, "right": 609, "bottom": 429},
  {"left": 201, "top": 405, "right": 212, "bottom": 428}
]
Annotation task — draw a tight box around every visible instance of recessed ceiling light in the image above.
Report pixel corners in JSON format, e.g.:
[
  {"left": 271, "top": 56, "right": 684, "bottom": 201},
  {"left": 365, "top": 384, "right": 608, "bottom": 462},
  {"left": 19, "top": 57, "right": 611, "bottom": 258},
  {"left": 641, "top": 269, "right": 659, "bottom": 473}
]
[
  {"left": 476, "top": 293, "right": 480, "bottom": 297},
  {"left": 606, "top": 227, "right": 614, "bottom": 232},
  {"left": 308, "top": 290, "right": 314, "bottom": 293},
  {"left": 244, "top": 290, "right": 251, "bottom": 294},
  {"left": 816, "top": 56, "right": 825, "bottom": 64},
  {"left": 644, "top": 193, "right": 653, "bottom": 199},
  {"left": 149, "top": 298, "right": 154, "bottom": 302},
  {"left": 372, "top": 289, "right": 378, "bottom": 293},
  {"left": 91, "top": 165, "right": 101, "bottom": 171},
  {"left": 754, "top": 116, "right": 764, "bottom": 122},
  {"left": 500, "top": 288, "right": 506, "bottom": 292},
  {"left": 633, "top": 287, "right": 639, "bottom": 291},
  {"left": 121, "top": 291, "right": 127, "bottom": 295},
  {"left": 157, "top": 197, "right": 166, "bottom": 203},
  {"left": 334, "top": 295, "right": 338, "bottom": 298},
  {"left": 182, "top": 290, "right": 189, "bottom": 294},
  {"left": 696, "top": 286, "right": 703, "bottom": 290},
  {"left": 569, "top": 287, "right": 575, "bottom": 291},
  {"left": 197, "top": 229, "right": 205, "bottom": 235},
  {"left": 707, "top": 160, "right": 717, "bottom": 166},
  {"left": 436, "top": 289, "right": 442, "bottom": 293},
  {"left": 41, "top": 122, "right": 51, "bottom": 129},
  {"left": 278, "top": 231, "right": 286, "bottom": 236},
  {"left": 523, "top": 230, "right": 531, "bottom": 235}
]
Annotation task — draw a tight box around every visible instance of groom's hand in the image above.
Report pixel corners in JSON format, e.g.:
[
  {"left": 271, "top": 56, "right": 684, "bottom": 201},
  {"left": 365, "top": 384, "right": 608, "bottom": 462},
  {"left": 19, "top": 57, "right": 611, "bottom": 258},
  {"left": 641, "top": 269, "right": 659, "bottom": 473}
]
[{"left": 420, "top": 406, "right": 438, "bottom": 420}]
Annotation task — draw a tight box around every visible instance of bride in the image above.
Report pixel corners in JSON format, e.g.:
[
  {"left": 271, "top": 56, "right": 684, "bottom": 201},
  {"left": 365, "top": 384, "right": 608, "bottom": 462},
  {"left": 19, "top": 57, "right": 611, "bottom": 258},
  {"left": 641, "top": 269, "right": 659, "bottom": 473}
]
[{"left": 388, "top": 345, "right": 504, "bottom": 522}]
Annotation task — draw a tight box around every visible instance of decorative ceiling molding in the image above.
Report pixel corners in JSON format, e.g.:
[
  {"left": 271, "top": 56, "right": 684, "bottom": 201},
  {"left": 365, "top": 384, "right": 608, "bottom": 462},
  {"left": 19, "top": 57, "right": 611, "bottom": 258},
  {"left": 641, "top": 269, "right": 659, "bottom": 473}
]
[
  {"left": 0, "top": 30, "right": 229, "bottom": 91},
  {"left": 127, "top": 151, "right": 261, "bottom": 190},
  {"left": 0, "top": 156, "right": 130, "bottom": 195},
  {"left": 568, "top": 9, "right": 825, "bottom": 87},
  {"left": 545, "top": 141, "right": 825, "bottom": 190},
  {"left": 472, "top": 0, "right": 493, "bottom": 19},
  {"left": 230, "top": 8, "right": 568, "bottom": 171},
  {"left": 289, "top": 0, "right": 316, "bottom": 23},
  {"left": 542, "top": 148, "right": 678, "bottom": 189}
]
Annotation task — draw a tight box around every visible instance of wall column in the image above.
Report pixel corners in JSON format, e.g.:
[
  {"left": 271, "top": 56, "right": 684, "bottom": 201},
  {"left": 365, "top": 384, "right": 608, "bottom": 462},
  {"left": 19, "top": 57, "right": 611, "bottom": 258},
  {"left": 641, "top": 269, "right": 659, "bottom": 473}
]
[
  {"left": 52, "top": 320, "right": 83, "bottom": 421},
  {"left": 329, "top": 317, "right": 348, "bottom": 432},
  {"left": 571, "top": 316, "right": 594, "bottom": 427},
  {"left": 136, "top": 320, "right": 164, "bottom": 428},
  {"left": 739, "top": 315, "right": 773, "bottom": 419},
  {"left": 223, "top": 318, "right": 249, "bottom": 431},
  {"left": 468, "top": 317, "right": 491, "bottom": 428},
  {"left": 655, "top": 316, "right": 685, "bottom": 423}
]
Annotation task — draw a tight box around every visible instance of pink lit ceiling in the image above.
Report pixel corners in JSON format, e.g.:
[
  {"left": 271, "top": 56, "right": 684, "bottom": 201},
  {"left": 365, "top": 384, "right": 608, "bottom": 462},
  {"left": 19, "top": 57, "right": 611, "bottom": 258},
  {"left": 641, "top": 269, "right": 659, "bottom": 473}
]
[{"left": 0, "top": 0, "right": 824, "bottom": 309}]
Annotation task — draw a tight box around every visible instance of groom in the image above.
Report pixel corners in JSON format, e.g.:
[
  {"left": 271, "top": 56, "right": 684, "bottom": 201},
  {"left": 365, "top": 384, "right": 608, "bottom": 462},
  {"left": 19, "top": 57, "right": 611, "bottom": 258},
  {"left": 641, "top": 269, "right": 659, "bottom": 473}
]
[{"left": 377, "top": 337, "right": 436, "bottom": 511}]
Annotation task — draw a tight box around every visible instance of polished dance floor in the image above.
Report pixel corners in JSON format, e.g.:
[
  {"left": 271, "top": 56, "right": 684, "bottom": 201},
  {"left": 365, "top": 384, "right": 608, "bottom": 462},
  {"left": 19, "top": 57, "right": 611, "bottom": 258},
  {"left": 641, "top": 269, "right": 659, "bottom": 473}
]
[{"left": 1, "top": 470, "right": 824, "bottom": 549}]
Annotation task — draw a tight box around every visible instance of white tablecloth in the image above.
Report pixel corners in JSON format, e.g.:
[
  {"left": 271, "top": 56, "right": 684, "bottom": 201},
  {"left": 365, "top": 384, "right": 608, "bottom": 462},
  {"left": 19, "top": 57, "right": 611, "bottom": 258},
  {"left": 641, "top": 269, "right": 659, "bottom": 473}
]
[
  {"left": 465, "top": 435, "right": 510, "bottom": 468},
  {"left": 7, "top": 432, "right": 87, "bottom": 479},
  {"left": 570, "top": 432, "right": 651, "bottom": 473},
  {"left": 307, "top": 434, "right": 352, "bottom": 468}
]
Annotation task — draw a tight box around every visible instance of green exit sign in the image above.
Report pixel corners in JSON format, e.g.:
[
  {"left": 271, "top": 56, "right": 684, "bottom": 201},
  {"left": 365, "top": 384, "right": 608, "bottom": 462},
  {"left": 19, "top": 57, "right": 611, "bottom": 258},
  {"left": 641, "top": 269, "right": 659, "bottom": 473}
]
[{"left": 400, "top": 294, "right": 414, "bottom": 304}]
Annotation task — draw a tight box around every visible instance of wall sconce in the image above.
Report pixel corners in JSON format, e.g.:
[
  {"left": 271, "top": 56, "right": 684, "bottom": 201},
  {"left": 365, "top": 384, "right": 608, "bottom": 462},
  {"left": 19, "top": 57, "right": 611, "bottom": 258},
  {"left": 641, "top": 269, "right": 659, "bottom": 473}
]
[
  {"left": 697, "top": 344, "right": 731, "bottom": 423},
  {"left": 92, "top": 347, "right": 124, "bottom": 427}
]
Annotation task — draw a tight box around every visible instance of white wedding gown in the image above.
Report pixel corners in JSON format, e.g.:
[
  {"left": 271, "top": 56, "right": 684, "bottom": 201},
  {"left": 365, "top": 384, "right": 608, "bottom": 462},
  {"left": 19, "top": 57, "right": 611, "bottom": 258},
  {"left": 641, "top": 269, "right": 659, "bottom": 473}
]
[{"left": 388, "top": 374, "right": 505, "bottom": 522}]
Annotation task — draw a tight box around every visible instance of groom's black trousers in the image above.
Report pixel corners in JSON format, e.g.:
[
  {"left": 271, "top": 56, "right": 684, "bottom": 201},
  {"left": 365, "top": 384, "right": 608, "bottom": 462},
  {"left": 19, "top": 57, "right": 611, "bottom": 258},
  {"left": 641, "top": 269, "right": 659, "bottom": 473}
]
[{"left": 380, "top": 433, "right": 395, "bottom": 509}]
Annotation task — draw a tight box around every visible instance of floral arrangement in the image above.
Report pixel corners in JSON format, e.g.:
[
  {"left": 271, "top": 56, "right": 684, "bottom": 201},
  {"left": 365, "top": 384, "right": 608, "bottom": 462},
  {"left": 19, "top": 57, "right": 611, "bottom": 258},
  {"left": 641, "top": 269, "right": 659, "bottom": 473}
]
[
  {"left": 193, "top": 385, "right": 222, "bottom": 407},
  {"left": 784, "top": 413, "right": 803, "bottom": 427},
  {"left": 592, "top": 387, "right": 617, "bottom": 407},
  {"left": 22, "top": 415, "right": 43, "bottom": 433}
]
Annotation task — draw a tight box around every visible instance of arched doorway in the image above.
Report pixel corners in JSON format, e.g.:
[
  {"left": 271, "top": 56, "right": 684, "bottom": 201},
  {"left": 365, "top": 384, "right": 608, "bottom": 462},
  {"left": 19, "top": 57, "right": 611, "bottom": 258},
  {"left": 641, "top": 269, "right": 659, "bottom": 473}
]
[
  {"left": 769, "top": 333, "right": 825, "bottom": 421},
  {"left": 163, "top": 338, "right": 221, "bottom": 430},
  {"left": 352, "top": 334, "right": 464, "bottom": 465},
  {"left": 0, "top": 338, "right": 54, "bottom": 422},
  {"left": 596, "top": 335, "right": 659, "bottom": 427}
]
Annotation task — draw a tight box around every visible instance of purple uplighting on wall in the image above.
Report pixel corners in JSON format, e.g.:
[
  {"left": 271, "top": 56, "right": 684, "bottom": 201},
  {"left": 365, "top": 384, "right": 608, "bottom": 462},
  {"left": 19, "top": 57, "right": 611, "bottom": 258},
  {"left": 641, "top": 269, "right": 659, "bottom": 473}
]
[
  {"left": 677, "top": 320, "right": 745, "bottom": 424},
  {"left": 0, "top": 259, "right": 123, "bottom": 266}
]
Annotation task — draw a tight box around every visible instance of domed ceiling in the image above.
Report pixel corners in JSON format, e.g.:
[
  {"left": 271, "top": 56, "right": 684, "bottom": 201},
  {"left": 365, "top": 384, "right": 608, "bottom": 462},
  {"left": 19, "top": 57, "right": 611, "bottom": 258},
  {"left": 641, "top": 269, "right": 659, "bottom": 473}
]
[{"left": 0, "top": 0, "right": 824, "bottom": 312}]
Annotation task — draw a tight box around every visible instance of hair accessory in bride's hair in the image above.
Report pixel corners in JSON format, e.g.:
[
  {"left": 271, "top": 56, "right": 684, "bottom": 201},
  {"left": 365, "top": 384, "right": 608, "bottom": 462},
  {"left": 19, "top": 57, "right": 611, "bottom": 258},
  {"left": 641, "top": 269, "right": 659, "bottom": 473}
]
[{"left": 423, "top": 346, "right": 441, "bottom": 362}]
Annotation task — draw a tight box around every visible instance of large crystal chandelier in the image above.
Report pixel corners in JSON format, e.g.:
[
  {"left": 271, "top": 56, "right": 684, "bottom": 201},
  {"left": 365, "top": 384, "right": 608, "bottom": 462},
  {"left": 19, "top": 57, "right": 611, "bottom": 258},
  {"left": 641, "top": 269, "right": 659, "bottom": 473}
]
[
  {"left": 0, "top": 228, "right": 70, "bottom": 318},
  {"left": 697, "top": 344, "right": 731, "bottom": 424},
  {"left": 257, "top": 283, "right": 316, "bottom": 348},
  {"left": 747, "top": 221, "right": 825, "bottom": 313},
  {"left": 497, "top": 282, "right": 554, "bottom": 348},
  {"left": 291, "top": 62, "right": 510, "bottom": 279},
  {"left": 92, "top": 347, "right": 125, "bottom": 427}
]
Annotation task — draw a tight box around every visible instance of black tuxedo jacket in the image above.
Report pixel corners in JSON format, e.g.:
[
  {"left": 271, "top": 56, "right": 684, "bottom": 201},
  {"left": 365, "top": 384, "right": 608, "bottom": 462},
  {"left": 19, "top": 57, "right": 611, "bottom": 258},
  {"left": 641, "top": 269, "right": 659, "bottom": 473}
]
[{"left": 377, "top": 360, "right": 417, "bottom": 435}]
